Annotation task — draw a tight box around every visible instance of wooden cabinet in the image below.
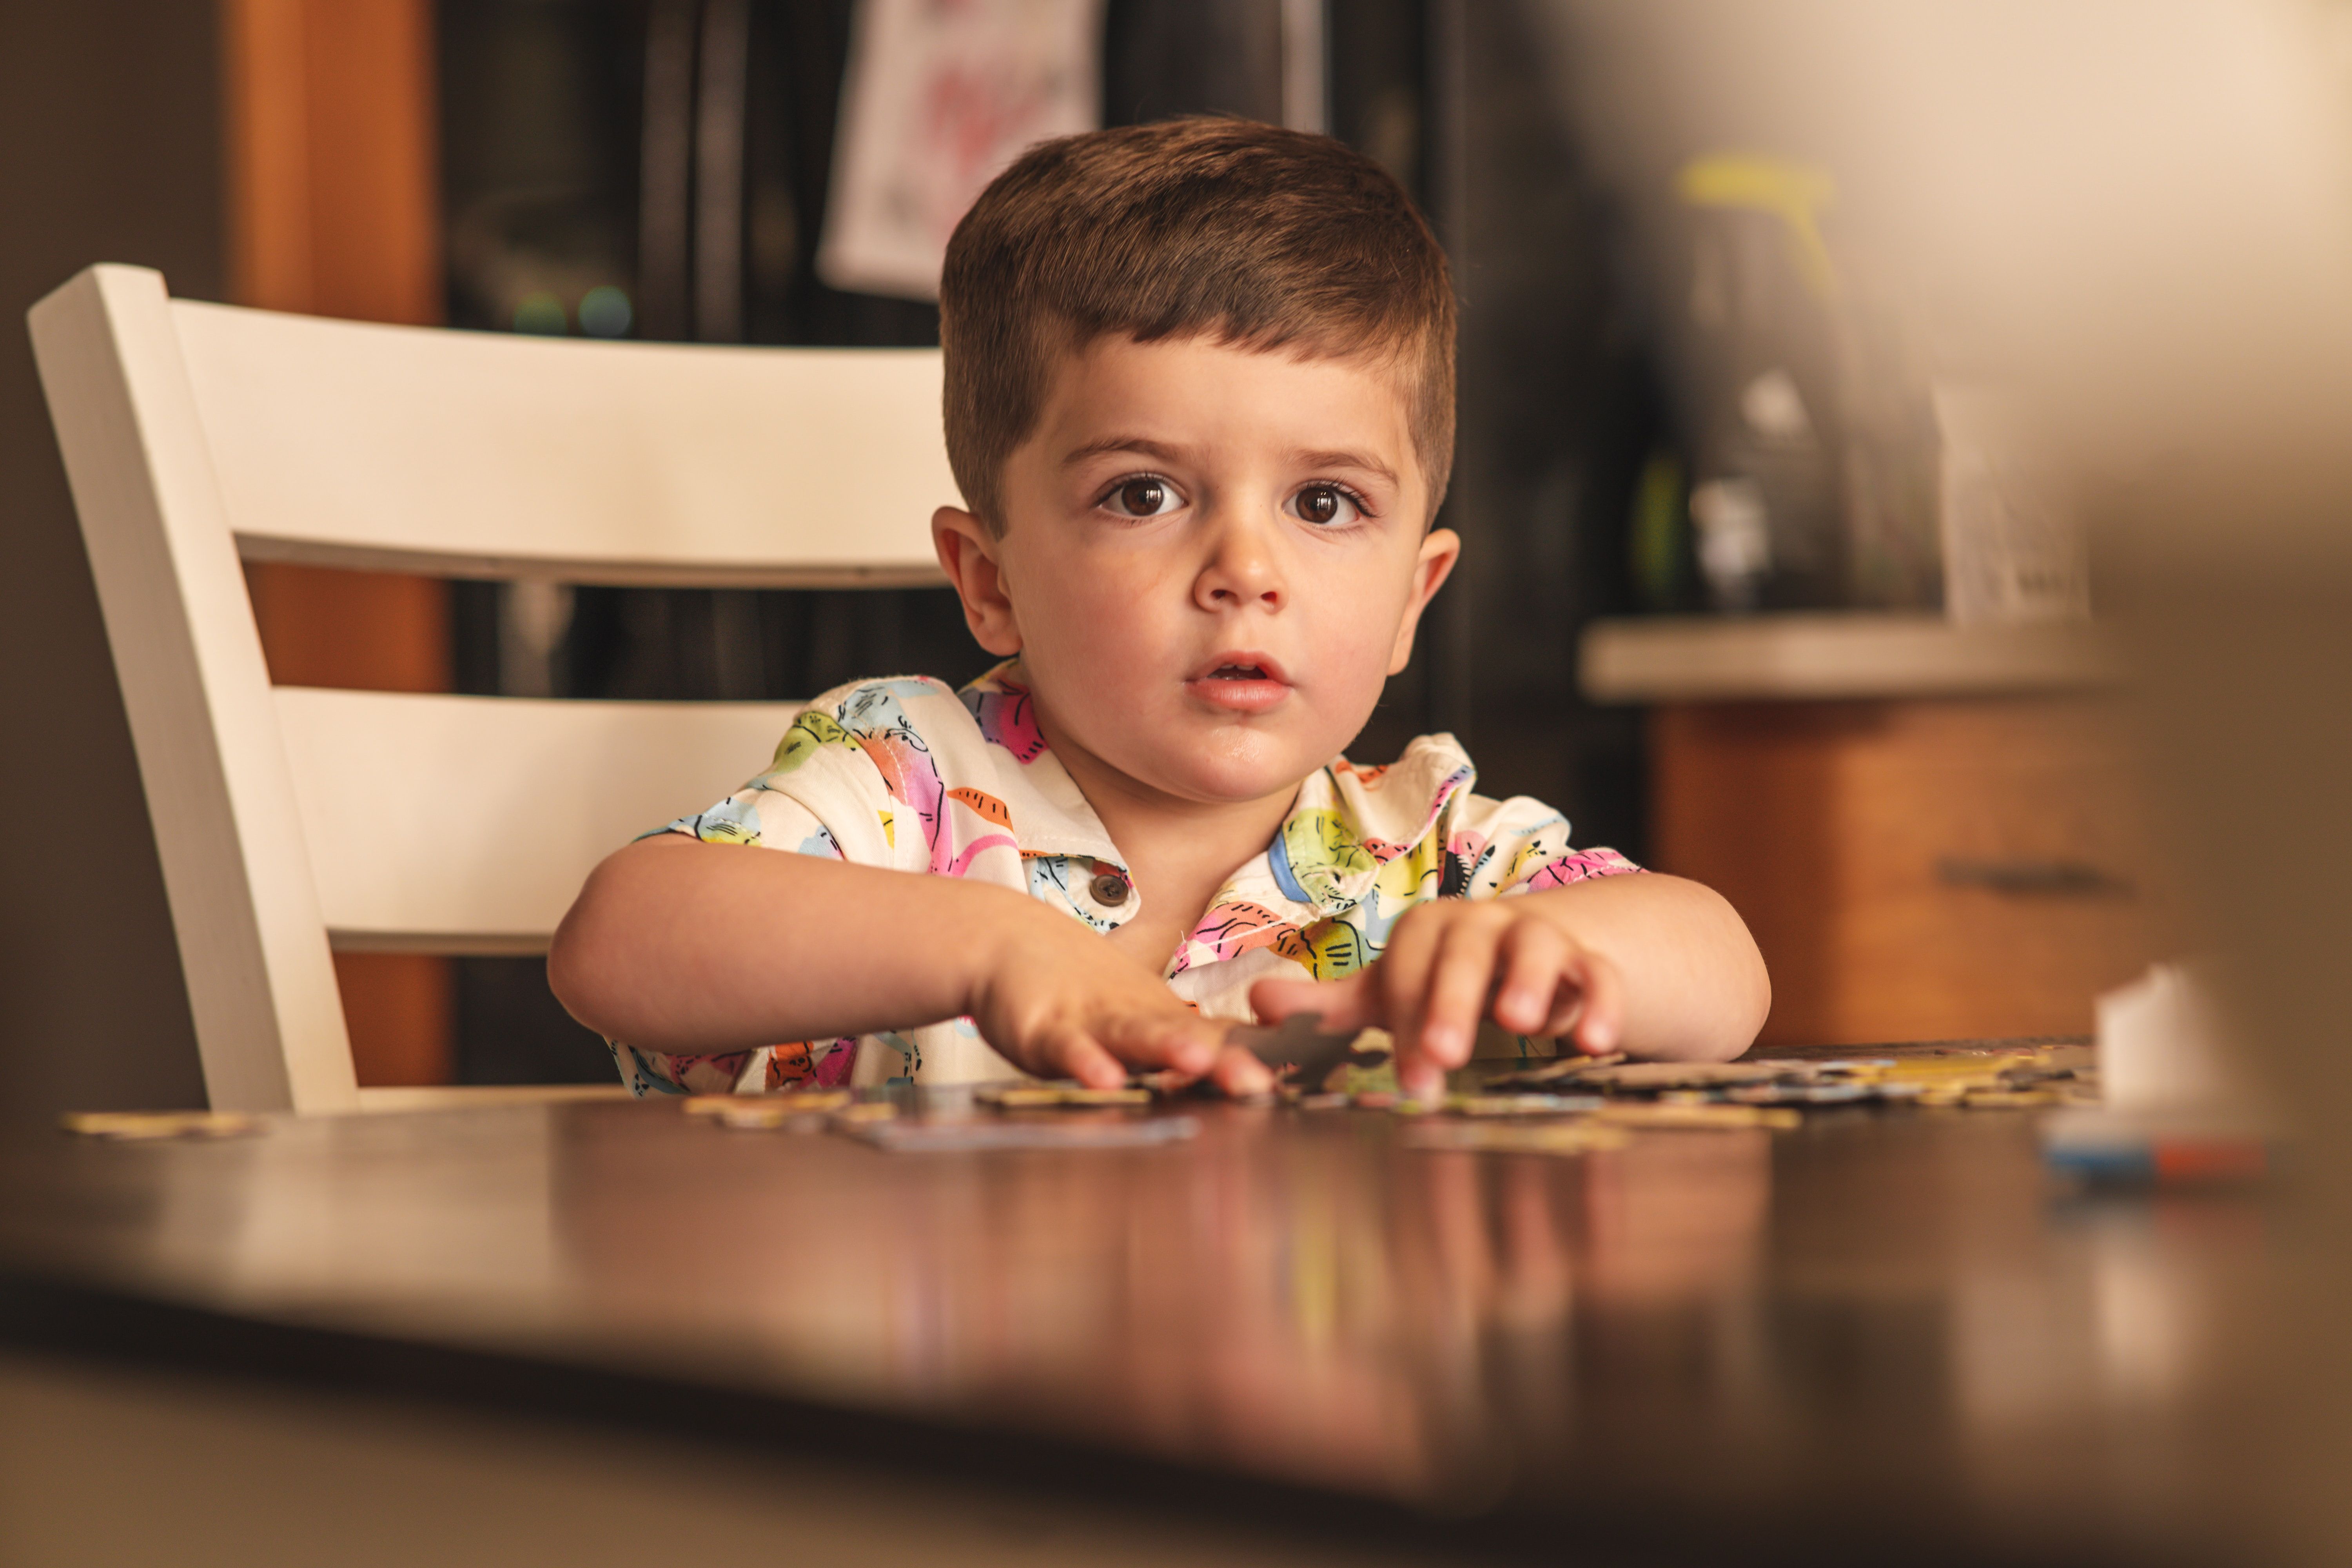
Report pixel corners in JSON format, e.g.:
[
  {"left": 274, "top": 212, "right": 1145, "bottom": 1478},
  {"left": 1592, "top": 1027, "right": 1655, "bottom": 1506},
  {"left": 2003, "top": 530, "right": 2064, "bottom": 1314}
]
[
  {"left": 1586, "top": 616, "right": 2178, "bottom": 1047},
  {"left": 222, "top": 0, "right": 453, "bottom": 1085},
  {"left": 1651, "top": 697, "right": 2178, "bottom": 1045}
]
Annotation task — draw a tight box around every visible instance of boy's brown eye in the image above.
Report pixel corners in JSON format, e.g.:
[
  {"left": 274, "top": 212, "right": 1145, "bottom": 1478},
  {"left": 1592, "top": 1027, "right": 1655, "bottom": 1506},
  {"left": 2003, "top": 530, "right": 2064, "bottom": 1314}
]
[
  {"left": 1112, "top": 477, "right": 1169, "bottom": 516},
  {"left": 1294, "top": 484, "right": 1359, "bottom": 526}
]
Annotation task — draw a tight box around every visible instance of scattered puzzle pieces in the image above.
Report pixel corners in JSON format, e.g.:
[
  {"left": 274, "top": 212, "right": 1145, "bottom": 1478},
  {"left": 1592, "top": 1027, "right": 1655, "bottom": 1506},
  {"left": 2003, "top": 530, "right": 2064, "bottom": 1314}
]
[
  {"left": 1574, "top": 1061, "right": 1799, "bottom": 1091},
  {"left": 1225, "top": 1014, "right": 1392, "bottom": 1086},
  {"left": 679, "top": 1043, "right": 2094, "bottom": 1161},
  {"left": 1468, "top": 1042, "right": 2096, "bottom": 1126}
]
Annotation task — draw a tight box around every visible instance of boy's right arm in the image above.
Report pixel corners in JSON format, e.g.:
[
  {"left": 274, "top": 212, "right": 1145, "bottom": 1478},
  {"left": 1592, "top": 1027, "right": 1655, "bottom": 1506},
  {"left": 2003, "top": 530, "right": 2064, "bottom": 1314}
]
[{"left": 548, "top": 835, "right": 1231, "bottom": 1088}]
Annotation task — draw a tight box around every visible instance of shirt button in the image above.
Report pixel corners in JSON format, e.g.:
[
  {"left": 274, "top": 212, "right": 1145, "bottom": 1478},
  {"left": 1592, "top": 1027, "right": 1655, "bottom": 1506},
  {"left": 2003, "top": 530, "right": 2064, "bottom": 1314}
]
[{"left": 1089, "top": 872, "right": 1130, "bottom": 907}]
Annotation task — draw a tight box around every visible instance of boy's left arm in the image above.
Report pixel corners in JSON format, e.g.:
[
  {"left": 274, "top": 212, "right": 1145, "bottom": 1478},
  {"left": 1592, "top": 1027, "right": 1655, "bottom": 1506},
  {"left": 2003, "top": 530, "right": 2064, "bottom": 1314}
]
[{"left": 1250, "top": 873, "right": 1769, "bottom": 1100}]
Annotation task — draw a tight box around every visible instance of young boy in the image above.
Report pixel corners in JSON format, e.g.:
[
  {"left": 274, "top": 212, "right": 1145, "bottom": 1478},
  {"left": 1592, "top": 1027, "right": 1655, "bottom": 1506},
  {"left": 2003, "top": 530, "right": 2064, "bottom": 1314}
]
[{"left": 551, "top": 118, "right": 1768, "bottom": 1102}]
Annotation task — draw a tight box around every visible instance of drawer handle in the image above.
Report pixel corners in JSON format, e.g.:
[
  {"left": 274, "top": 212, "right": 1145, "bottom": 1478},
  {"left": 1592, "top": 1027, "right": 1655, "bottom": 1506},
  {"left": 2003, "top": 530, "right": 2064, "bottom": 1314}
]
[{"left": 1935, "top": 857, "right": 2135, "bottom": 897}]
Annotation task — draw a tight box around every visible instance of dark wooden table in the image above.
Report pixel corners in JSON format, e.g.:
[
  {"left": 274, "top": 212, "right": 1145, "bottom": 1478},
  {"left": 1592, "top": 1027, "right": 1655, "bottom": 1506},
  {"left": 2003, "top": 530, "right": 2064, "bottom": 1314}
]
[{"left": 0, "top": 1052, "right": 2324, "bottom": 1567}]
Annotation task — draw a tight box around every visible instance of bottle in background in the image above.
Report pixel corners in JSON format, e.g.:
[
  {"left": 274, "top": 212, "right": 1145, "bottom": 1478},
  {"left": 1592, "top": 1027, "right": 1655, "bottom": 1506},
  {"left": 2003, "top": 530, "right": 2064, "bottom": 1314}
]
[
  {"left": 1934, "top": 384, "right": 2089, "bottom": 625},
  {"left": 1676, "top": 165, "right": 1847, "bottom": 612}
]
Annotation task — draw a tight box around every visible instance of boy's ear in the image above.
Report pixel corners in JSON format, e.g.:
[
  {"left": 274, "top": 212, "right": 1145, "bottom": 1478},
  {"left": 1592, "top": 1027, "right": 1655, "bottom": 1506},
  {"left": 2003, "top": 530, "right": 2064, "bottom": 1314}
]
[
  {"left": 931, "top": 506, "right": 1024, "bottom": 657},
  {"left": 1386, "top": 526, "right": 1461, "bottom": 676}
]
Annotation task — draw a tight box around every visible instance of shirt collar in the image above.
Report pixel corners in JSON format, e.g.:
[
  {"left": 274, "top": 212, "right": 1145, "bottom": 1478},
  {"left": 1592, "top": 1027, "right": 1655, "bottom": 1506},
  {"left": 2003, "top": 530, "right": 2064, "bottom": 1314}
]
[
  {"left": 956, "top": 660, "right": 1127, "bottom": 872},
  {"left": 956, "top": 662, "right": 1477, "bottom": 918},
  {"left": 1248, "top": 736, "right": 1479, "bottom": 918}
]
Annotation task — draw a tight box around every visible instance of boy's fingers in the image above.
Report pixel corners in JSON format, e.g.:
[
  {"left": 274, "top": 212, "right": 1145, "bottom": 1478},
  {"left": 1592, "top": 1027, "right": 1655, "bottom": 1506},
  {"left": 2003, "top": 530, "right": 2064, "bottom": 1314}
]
[
  {"left": 1398, "top": 1056, "right": 1447, "bottom": 1106},
  {"left": 1534, "top": 949, "right": 1622, "bottom": 1055},
  {"left": 1374, "top": 915, "right": 1441, "bottom": 1046},
  {"left": 1566, "top": 950, "right": 1625, "bottom": 1055},
  {"left": 1249, "top": 973, "right": 1375, "bottom": 1032},
  {"left": 1541, "top": 988, "right": 1588, "bottom": 1045},
  {"left": 1173, "top": 1016, "right": 1230, "bottom": 1074},
  {"left": 1494, "top": 920, "right": 1568, "bottom": 1034},
  {"left": 1076, "top": 1041, "right": 1132, "bottom": 1088},
  {"left": 1039, "top": 1026, "right": 1129, "bottom": 1089},
  {"left": 1370, "top": 910, "right": 1450, "bottom": 1093},
  {"left": 1209, "top": 1044, "right": 1274, "bottom": 1098},
  {"left": 1414, "top": 920, "right": 1501, "bottom": 1069},
  {"left": 1098, "top": 1010, "right": 1220, "bottom": 1076}
]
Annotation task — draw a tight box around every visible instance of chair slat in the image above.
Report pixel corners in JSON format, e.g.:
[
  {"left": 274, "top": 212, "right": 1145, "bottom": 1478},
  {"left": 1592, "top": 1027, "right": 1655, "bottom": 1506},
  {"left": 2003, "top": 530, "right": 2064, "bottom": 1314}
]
[
  {"left": 174, "top": 300, "right": 955, "bottom": 586},
  {"left": 276, "top": 687, "right": 801, "bottom": 952}
]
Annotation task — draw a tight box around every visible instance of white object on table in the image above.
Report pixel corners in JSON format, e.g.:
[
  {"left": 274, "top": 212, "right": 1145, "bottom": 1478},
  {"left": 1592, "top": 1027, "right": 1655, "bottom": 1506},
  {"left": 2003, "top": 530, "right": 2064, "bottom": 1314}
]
[{"left": 2095, "top": 960, "right": 2250, "bottom": 1114}]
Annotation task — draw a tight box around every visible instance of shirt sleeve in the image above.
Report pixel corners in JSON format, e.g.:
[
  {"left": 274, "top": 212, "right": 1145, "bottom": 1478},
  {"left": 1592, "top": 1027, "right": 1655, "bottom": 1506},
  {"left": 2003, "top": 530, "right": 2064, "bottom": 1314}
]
[
  {"left": 656, "top": 786, "right": 843, "bottom": 860},
  {"left": 612, "top": 686, "right": 914, "bottom": 1096},
  {"left": 1444, "top": 790, "right": 1644, "bottom": 898},
  {"left": 648, "top": 677, "right": 961, "bottom": 865}
]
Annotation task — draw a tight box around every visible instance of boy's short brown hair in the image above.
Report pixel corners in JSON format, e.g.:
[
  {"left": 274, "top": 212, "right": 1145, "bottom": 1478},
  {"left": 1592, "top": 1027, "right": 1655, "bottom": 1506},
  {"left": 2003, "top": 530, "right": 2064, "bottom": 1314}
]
[{"left": 939, "top": 117, "right": 1456, "bottom": 531}]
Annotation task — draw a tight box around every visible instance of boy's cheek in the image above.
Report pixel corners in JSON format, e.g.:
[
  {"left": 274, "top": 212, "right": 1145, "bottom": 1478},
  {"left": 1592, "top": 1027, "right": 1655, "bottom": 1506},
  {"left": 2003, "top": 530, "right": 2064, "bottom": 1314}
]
[{"left": 1315, "top": 601, "right": 1414, "bottom": 690}]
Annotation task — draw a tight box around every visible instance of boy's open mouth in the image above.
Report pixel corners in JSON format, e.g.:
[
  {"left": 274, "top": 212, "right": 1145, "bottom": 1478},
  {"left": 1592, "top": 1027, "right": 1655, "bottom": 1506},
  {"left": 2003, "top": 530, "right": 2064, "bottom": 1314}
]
[
  {"left": 1189, "top": 651, "right": 1288, "bottom": 684},
  {"left": 1187, "top": 652, "right": 1292, "bottom": 713}
]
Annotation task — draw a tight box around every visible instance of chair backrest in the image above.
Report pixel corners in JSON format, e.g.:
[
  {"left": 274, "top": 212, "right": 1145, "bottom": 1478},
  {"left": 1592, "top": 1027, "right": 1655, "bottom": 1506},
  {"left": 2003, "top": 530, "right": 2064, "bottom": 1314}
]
[{"left": 28, "top": 264, "right": 955, "bottom": 1114}]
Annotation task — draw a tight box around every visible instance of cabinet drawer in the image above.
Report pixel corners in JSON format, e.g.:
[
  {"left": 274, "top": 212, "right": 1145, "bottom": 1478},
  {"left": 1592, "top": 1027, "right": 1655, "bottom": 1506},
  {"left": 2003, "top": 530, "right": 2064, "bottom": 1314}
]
[{"left": 1651, "top": 698, "right": 2180, "bottom": 1045}]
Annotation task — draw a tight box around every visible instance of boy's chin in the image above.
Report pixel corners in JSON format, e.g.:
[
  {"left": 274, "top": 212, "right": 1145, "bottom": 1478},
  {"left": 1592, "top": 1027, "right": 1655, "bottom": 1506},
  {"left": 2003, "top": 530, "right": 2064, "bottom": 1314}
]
[{"left": 1133, "top": 736, "right": 1332, "bottom": 806}]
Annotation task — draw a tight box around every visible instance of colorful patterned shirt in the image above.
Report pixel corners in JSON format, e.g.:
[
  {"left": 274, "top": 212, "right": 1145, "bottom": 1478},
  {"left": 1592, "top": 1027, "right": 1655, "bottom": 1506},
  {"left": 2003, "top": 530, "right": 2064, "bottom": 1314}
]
[{"left": 610, "top": 661, "right": 1639, "bottom": 1095}]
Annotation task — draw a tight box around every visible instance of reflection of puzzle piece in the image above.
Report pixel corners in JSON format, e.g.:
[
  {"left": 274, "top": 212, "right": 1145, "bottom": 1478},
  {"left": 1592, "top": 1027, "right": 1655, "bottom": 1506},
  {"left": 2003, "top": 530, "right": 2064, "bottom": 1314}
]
[
  {"left": 684, "top": 1090, "right": 849, "bottom": 1117},
  {"left": 1593, "top": 1102, "right": 1800, "bottom": 1131},
  {"left": 978, "top": 1084, "right": 1151, "bottom": 1109},
  {"left": 1226, "top": 1014, "right": 1392, "bottom": 1085},
  {"left": 61, "top": 1111, "right": 259, "bottom": 1142},
  {"left": 1404, "top": 1121, "right": 1630, "bottom": 1156},
  {"left": 851, "top": 1116, "right": 1200, "bottom": 1154},
  {"left": 1438, "top": 1093, "right": 1606, "bottom": 1117}
]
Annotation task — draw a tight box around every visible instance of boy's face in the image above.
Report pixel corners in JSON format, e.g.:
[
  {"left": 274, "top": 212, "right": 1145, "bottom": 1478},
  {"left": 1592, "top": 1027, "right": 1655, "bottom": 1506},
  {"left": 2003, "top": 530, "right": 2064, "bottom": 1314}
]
[{"left": 934, "top": 333, "right": 1458, "bottom": 808}]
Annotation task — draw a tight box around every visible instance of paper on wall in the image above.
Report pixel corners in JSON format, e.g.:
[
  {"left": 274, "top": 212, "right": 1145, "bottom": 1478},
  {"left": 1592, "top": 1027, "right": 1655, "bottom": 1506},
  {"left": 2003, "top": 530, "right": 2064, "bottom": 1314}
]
[{"left": 818, "top": 0, "right": 1103, "bottom": 301}]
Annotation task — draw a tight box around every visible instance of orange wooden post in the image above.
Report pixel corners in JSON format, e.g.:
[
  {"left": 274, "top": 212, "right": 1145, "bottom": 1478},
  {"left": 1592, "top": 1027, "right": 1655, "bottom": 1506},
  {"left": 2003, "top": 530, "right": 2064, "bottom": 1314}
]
[{"left": 221, "top": 0, "right": 455, "bottom": 1085}]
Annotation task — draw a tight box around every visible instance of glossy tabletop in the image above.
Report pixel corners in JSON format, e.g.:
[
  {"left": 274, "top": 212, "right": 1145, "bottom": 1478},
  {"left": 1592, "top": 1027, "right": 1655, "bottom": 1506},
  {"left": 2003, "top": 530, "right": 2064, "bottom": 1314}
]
[{"left": 0, "top": 1058, "right": 2313, "bottom": 1566}]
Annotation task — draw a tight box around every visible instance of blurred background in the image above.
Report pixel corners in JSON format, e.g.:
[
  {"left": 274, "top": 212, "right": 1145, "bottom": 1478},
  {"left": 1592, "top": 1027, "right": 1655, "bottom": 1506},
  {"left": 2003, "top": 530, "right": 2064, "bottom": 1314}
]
[{"left": 4, "top": 2, "right": 2349, "bottom": 1115}]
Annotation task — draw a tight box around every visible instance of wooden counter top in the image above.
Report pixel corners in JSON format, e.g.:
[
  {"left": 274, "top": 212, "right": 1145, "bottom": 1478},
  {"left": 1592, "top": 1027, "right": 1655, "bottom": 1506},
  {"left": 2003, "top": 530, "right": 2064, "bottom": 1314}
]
[
  {"left": 1579, "top": 612, "right": 2123, "bottom": 702},
  {"left": 0, "top": 1070, "right": 2312, "bottom": 1564}
]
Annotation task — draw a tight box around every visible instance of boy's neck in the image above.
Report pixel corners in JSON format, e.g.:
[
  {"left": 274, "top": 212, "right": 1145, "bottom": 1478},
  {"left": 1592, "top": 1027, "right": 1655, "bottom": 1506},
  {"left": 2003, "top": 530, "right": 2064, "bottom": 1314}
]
[
  {"left": 1056, "top": 737, "right": 1301, "bottom": 867},
  {"left": 1034, "top": 705, "right": 1305, "bottom": 960}
]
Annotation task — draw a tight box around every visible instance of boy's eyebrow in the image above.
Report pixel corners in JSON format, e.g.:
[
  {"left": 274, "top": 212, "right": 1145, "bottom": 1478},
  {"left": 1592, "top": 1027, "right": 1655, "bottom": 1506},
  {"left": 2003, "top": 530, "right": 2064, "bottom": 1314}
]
[
  {"left": 1296, "top": 449, "right": 1400, "bottom": 487},
  {"left": 1061, "top": 435, "right": 1195, "bottom": 468},
  {"left": 1062, "top": 436, "right": 1401, "bottom": 488}
]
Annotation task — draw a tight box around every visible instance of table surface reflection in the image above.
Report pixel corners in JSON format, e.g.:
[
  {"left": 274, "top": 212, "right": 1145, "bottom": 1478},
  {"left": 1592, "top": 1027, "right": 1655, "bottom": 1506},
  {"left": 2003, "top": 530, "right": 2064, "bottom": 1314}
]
[{"left": 0, "top": 1051, "right": 2304, "bottom": 1566}]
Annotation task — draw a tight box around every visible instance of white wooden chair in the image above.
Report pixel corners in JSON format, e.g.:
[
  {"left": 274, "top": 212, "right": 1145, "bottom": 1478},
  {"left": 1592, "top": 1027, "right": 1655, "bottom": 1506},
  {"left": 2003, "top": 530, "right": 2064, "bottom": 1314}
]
[{"left": 27, "top": 264, "right": 954, "bottom": 1114}]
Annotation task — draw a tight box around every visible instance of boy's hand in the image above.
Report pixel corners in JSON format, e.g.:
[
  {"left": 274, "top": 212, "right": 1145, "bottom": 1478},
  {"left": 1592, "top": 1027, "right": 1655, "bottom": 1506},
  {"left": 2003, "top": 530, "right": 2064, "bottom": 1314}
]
[
  {"left": 972, "top": 902, "right": 1270, "bottom": 1094},
  {"left": 1245, "top": 899, "right": 1623, "bottom": 1103}
]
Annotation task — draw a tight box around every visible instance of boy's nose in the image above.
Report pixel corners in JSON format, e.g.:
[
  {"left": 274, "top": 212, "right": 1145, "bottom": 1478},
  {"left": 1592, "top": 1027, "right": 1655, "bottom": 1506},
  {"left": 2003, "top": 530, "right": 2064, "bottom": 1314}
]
[{"left": 1193, "top": 516, "right": 1286, "bottom": 613}]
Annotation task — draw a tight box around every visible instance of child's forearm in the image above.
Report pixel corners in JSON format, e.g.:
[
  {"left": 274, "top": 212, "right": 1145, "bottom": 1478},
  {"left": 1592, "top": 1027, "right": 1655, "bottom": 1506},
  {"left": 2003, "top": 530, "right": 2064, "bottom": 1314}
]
[
  {"left": 550, "top": 836, "right": 1042, "bottom": 1052},
  {"left": 1521, "top": 874, "right": 1770, "bottom": 1061}
]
